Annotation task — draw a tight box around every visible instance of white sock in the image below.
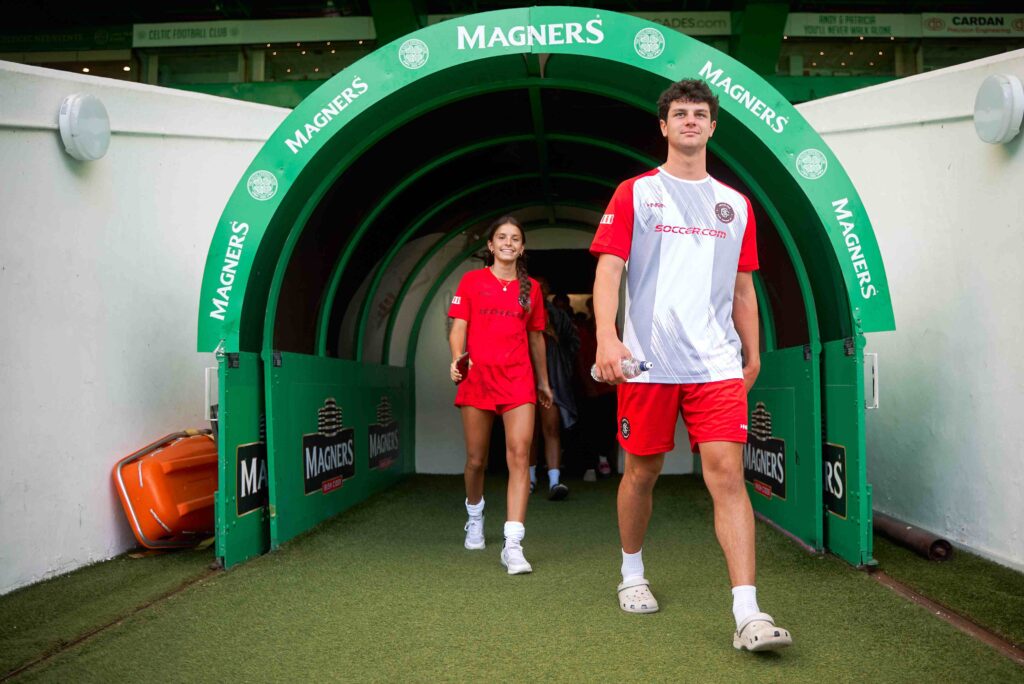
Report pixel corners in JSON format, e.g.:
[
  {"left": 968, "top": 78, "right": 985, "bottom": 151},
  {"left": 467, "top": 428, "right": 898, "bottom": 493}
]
[
  {"left": 548, "top": 468, "right": 561, "bottom": 488},
  {"left": 621, "top": 548, "right": 644, "bottom": 581},
  {"left": 465, "top": 497, "right": 484, "bottom": 518},
  {"left": 504, "top": 521, "right": 525, "bottom": 546},
  {"left": 529, "top": 466, "right": 537, "bottom": 484},
  {"left": 731, "top": 585, "right": 760, "bottom": 628}
]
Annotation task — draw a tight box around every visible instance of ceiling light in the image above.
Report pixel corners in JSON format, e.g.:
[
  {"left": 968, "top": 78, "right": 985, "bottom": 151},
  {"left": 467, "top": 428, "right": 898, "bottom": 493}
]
[
  {"left": 331, "top": 49, "right": 335, "bottom": 54},
  {"left": 272, "top": 51, "right": 277, "bottom": 55},
  {"left": 327, "top": 41, "right": 331, "bottom": 46},
  {"left": 314, "top": 67, "right": 319, "bottom": 72},
  {"left": 301, "top": 50, "right": 306, "bottom": 55},
  {"left": 878, "top": 51, "right": 884, "bottom": 55},
  {"left": 123, "top": 66, "right": 130, "bottom": 72},
  {"left": 869, "top": 62, "right": 875, "bottom": 66},
  {"left": 841, "top": 62, "right": 846, "bottom": 66},
  {"left": 266, "top": 43, "right": 270, "bottom": 47},
  {"left": 82, "top": 67, "right": 90, "bottom": 73},
  {"left": 819, "top": 51, "right": 824, "bottom": 56},
  {"left": 849, "top": 51, "right": 854, "bottom": 56},
  {"left": 859, "top": 36, "right": 864, "bottom": 41}
]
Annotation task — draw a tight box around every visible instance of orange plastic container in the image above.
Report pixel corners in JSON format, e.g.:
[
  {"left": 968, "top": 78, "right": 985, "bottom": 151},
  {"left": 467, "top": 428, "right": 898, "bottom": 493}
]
[{"left": 112, "top": 431, "right": 218, "bottom": 549}]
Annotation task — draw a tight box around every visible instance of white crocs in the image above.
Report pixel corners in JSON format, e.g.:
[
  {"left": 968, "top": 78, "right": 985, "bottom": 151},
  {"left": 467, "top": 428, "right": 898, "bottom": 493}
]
[
  {"left": 617, "top": 577, "right": 659, "bottom": 614},
  {"left": 732, "top": 612, "right": 793, "bottom": 652}
]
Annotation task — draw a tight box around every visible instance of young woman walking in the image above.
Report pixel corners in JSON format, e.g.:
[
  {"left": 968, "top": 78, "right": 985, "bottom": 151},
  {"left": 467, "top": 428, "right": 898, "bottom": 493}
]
[{"left": 448, "top": 215, "right": 553, "bottom": 574}]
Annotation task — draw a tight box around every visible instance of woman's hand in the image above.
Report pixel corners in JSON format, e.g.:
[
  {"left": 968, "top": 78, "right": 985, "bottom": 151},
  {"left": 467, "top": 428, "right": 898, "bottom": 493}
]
[
  {"left": 450, "top": 355, "right": 471, "bottom": 384},
  {"left": 537, "top": 384, "right": 554, "bottom": 409}
]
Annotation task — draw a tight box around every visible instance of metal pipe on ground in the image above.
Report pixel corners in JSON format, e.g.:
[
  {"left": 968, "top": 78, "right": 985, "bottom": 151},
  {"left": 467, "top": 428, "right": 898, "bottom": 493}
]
[{"left": 873, "top": 511, "right": 954, "bottom": 561}]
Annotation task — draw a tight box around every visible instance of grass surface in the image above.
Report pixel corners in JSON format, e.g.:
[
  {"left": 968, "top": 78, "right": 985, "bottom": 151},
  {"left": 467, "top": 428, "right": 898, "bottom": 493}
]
[
  {"left": 4, "top": 475, "right": 1022, "bottom": 682},
  {"left": 873, "top": 534, "right": 1024, "bottom": 645},
  {"left": 0, "top": 547, "right": 212, "bottom": 677}
]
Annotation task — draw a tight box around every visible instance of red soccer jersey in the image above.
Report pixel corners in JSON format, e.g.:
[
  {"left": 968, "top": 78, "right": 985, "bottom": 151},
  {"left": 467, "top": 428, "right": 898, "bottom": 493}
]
[{"left": 448, "top": 268, "right": 546, "bottom": 408}]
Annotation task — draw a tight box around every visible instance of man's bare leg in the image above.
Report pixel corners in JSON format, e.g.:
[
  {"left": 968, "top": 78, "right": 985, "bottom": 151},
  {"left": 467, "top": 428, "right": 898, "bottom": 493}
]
[
  {"left": 698, "top": 441, "right": 755, "bottom": 586},
  {"left": 616, "top": 452, "right": 664, "bottom": 613},
  {"left": 699, "top": 440, "right": 790, "bottom": 650},
  {"left": 618, "top": 452, "right": 665, "bottom": 553}
]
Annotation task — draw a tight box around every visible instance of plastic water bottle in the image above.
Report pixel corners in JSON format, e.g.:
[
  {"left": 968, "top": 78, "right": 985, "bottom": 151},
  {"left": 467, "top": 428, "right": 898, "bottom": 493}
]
[{"left": 591, "top": 359, "right": 653, "bottom": 383}]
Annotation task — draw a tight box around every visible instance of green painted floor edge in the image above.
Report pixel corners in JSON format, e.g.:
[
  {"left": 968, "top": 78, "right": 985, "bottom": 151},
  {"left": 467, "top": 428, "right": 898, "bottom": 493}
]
[{"left": 3, "top": 475, "right": 1021, "bottom": 682}]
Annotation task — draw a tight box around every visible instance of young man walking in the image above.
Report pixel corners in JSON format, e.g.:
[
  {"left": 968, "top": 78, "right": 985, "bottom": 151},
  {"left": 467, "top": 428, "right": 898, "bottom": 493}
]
[{"left": 590, "top": 79, "right": 792, "bottom": 652}]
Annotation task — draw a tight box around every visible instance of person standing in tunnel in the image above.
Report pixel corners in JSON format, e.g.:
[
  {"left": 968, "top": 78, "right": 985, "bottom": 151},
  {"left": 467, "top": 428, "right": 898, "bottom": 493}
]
[
  {"left": 528, "top": 276, "right": 579, "bottom": 500},
  {"left": 590, "top": 79, "right": 792, "bottom": 651},
  {"left": 448, "top": 215, "right": 553, "bottom": 575}
]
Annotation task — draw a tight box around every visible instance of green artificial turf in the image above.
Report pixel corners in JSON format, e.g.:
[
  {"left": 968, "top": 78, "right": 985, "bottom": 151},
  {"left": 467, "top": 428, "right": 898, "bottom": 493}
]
[
  {"left": 6, "top": 475, "right": 1023, "bottom": 682},
  {"left": 873, "top": 534, "right": 1024, "bottom": 646},
  {"left": 0, "top": 546, "right": 213, "bottom": 677}
]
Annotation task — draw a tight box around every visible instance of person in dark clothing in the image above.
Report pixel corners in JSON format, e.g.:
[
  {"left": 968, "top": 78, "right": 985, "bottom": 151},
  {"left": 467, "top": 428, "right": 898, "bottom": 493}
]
[
  {"left": 573, "top": 296, "right": 618, "bottom": 477},
  {"left": 529, "top": 277, "right": 579, "bottom": 500}
]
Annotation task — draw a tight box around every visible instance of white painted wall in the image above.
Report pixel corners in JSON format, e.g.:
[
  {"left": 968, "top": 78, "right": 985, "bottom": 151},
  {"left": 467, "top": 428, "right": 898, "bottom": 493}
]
[
  {"left": 0, "top": 61, "right": 289, "bottom": 594},
  {"left": 798, "top": 50, "right": 1024, "bottom": 570},
  {"left": 410, "top": 227, "right": 694, "bottom": 475}
]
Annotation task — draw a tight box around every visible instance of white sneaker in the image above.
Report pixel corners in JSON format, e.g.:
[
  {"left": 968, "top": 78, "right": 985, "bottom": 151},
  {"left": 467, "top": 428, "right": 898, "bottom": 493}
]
[
  {"left": 464, "top": 516, "right": 485, "bottom": 550},
  {"left": 500, "top": 541, "right": 533, "bottom": 574}
]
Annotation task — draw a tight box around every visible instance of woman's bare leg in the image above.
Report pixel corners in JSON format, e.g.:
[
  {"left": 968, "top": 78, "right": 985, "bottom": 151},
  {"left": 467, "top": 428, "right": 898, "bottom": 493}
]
[{"left": 461, "top": 406, "right": 494, "bottom": 504}]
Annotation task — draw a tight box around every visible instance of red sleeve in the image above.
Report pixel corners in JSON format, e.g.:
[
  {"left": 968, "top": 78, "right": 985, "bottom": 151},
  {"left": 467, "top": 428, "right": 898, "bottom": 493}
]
[
  {"left": 590, "top": 179, "right": 635, "bottom": 262},
  {"left": 526, "top": 280, "right": 546, "bottom": 331},
  {"left": 447, "top": 271, "right": 473, "bottom": 320},
  {"left": 737, "top": 196, "right": 759, "bottom": 272}
]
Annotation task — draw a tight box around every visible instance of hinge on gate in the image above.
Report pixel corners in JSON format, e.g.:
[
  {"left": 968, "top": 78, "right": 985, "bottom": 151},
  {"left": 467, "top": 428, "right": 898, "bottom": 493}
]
[
  {"left": 272, "top": 351, "right": 283, "bottom": 367},
  {"left": 803, "top": 344, "right": 811, "bottom": 361},
  {"left": 844, "top": 337, "right": 855, "bottom": 356},
  {"left": 227, "top": 353, "right": 240, "bottom": 369}
]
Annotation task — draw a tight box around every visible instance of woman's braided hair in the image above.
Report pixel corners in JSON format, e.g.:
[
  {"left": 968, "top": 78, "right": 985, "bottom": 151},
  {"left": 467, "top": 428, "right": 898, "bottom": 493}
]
[{"left": 482, "top": 215, "right": 531, "bottom": 311}]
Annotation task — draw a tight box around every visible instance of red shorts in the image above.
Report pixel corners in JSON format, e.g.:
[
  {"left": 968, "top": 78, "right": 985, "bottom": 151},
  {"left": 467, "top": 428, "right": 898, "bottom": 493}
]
[
  {"left": 454, "top": 362, "right": 536, "bottom": 414},
  {"left": 617, "top": 379, "right": 748, "bottom": 455}
]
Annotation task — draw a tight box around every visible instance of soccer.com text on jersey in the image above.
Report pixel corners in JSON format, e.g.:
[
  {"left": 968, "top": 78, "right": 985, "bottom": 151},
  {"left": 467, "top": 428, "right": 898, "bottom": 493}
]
[{"left": 654, "top": 224, "right": 728, "bottom": 239}]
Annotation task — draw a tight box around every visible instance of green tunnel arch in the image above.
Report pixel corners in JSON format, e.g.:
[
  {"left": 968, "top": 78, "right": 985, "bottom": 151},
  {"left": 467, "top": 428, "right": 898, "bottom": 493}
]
[
  {"left": 199, "top": 6, "right": 896, "bottom": 569},
  {"left": 197, "top": 5, "right": 894, "bottom": 360}
]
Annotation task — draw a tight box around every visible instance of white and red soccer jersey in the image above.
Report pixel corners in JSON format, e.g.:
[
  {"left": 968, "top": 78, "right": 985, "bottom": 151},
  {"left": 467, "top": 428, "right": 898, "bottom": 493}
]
[
  {"left": 590, "top": 168, "right": 758, "bottom": 384},
  {"left": 448, "top": 268, "right": 546, "bottom": 408}
]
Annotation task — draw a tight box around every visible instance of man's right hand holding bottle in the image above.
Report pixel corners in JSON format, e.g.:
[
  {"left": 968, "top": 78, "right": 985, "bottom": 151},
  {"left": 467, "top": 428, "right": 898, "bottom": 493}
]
[{"left": 593, "top": 334, "right": 635, "bottom": 385}]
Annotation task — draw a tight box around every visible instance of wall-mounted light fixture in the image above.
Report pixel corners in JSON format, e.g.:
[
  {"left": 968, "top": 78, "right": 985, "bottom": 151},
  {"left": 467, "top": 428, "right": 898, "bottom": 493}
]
[
  {"left": 973, "top": 74, "right": 1024, "bottom": 145},
  {"left": 58, "top": 93, "right": 110, "bottom": 161}
]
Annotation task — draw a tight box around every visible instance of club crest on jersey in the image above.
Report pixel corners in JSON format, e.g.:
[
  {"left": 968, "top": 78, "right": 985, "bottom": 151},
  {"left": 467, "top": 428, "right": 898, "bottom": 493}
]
[
  {"left": 620, "top": 417, "right": 631, "bottom": 439},
  {"left": 600, "top": 214, "right": 614, "bottom": 225},
  {"left": 451, "top": 295, "right": 461, "bottom": 305},
  {"left": 715, "top": 202, "right": 735, "bottom": 223}
]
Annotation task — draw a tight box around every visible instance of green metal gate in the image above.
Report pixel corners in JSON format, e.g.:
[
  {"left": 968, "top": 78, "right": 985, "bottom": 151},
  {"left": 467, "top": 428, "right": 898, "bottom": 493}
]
[
  {"left": 263, "top": 353, "right": 413, "bottom": 548},
  {"left": 215, "top": 352, "right": 270, "bottom": 569}
]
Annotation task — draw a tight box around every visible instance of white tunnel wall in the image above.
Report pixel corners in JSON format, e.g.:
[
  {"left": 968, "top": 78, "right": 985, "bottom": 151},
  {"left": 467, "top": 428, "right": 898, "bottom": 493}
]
[
  {"left": 798, "top": 50, "right": 1024, "bottom": 571},
  {"left": 0, "top": 61, "right": 289, "bottom": 594},
  {"left": 407, "top": 227, "right": 696, "bottom": 476}
]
